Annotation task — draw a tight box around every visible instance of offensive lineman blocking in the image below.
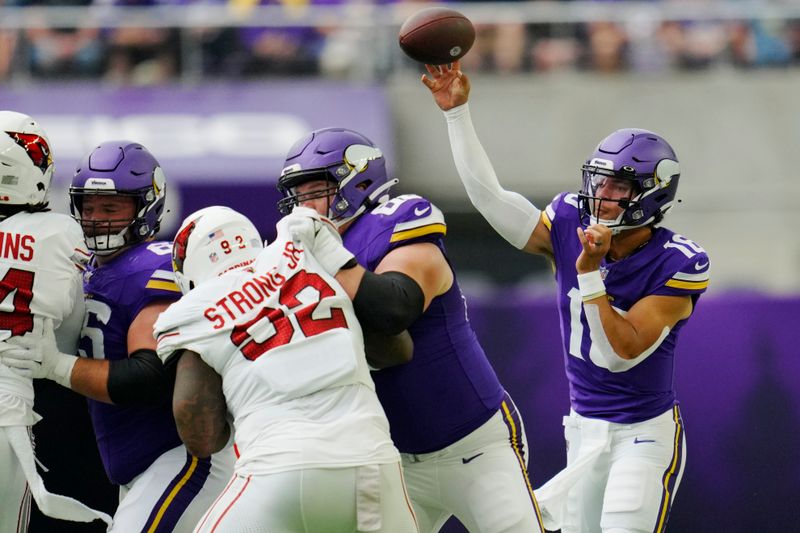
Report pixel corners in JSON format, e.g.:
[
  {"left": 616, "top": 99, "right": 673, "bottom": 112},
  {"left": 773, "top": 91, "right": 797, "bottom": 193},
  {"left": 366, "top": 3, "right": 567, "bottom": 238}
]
[
  {"left": 276, "top": 128, "right": 545, "bottom": 532},
  {"left": 2, "top": 140, "right": 236, "bottom": 531}
]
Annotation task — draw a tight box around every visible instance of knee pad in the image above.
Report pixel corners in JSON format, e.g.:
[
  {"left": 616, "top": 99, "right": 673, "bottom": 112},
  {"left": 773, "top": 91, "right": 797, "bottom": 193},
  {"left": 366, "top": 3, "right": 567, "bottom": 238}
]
[{"left": 602, "top": 459, "right": 670, "bottom": 532}]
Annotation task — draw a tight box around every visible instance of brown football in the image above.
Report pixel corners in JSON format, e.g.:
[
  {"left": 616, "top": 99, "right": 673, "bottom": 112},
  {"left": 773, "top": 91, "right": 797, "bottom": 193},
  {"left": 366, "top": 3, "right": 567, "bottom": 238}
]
[{"left": 398, "top": 7, "right": 475, "bottom": 65}]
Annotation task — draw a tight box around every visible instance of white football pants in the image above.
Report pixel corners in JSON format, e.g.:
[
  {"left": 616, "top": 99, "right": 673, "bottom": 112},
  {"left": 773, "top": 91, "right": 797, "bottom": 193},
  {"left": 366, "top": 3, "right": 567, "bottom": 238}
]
[
  {"left": 0, "top": 425, "right": 31, "bottom": 533},
  {"left": 111, "top": 441, "right": 236, "bottom": 533},
  {"left": 194, "top": 462, "right": 419, "bottom": 532},
  {"left": 400, "top": 393, "right": 545, "bottom": 533},
  {"left": 561, "top": 406, "right": 687, "bottom": 533}
]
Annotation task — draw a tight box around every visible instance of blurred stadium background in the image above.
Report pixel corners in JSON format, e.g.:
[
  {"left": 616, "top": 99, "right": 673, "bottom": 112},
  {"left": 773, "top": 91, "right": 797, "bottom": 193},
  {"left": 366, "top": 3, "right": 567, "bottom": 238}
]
[{"left": 2, "top": 1, "right": 797, "bottom": 531}]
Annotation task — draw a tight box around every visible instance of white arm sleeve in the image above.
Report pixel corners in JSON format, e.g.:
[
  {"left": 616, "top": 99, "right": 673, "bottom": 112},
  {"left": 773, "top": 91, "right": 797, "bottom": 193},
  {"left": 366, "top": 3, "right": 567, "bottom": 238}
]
[
  {"left": 583, "top": 303, "right": 670, "bottom": 373},
  {"left": 444, "top": 103, "right": 541, "bottom": 249}
]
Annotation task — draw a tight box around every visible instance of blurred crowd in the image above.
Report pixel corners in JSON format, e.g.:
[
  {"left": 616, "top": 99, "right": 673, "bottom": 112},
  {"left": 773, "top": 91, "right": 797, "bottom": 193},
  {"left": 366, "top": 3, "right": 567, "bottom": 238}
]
[
  {"left": 463, "top": 12, "right": 800, "bottom": 74},
  {"left": 1, "top": 0, "right": 800, "bottom": 83}
]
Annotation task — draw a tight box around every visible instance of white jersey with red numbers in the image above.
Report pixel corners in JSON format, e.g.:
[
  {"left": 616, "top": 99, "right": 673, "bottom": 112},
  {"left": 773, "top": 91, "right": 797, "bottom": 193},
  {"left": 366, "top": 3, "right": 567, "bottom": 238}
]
[
  {"left": 0, "top": 211, "right": 111, "bottom": 533},
  {"left": 0, "top": 211, "right": 88, "bottom": 411},
  {"left": 154, "top": 223, "right": 399, "bottom": 476}
]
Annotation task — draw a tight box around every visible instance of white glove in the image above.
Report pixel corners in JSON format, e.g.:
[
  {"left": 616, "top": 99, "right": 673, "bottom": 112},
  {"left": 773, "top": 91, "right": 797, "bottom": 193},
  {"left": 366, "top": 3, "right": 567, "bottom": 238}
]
[
  {"left": 0, "top": 318, "right": 77, "bottom": 388},
  {"left": 285, "top": 207, "right": 356, "bottom": 276},
  {"left": 0, "top": 340, "right": 41, "bottom": 378},
  {"left": 285, "top": 206, "right": 322, "bottom": 248}
]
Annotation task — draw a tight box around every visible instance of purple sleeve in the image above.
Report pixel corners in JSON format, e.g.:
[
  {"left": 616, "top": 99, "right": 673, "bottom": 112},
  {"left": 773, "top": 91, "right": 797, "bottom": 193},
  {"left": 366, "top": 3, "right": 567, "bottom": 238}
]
[{"left": 121, "top": 252, "right": 182, "bottom": 320}]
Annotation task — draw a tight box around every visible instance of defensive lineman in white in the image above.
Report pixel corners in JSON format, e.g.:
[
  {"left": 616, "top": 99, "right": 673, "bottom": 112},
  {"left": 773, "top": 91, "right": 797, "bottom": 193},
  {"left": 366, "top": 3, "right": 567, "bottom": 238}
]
[
  {"left": 153, "top": 206, "right": 419, "bottom": 533},
  {"left": 0, "top": 111, "right": 111, "bottom": 531}
]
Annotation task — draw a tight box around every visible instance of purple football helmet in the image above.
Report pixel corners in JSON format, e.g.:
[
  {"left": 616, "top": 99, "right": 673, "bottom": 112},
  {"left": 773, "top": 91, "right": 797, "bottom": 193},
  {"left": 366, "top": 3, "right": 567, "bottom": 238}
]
[
  {"left": 70, "top": 141, "right": 167, "bottom": 254},
  {"left": 579, "top": 128, "right": 680, "bottom": 232},
  {"left": 277, "top": 128, "right": 397, "bottom": 225}
]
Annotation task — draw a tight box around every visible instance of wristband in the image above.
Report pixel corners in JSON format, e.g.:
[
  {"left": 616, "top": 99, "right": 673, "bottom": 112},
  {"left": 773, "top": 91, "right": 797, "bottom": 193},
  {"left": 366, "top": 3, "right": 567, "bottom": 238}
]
[
  {"left": 51, "top": 353, "right": 78, "bottom": 389},
  {"left": 577, "top": 271, "right": 606, "bottom": 302}
]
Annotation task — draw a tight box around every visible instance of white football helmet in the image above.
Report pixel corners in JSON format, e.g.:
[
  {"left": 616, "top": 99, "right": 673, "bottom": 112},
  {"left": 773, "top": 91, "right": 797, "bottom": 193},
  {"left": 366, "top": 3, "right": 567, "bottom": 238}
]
[
  {"left": 0, "top": 110, "right": 54, "bottom": 208},
  {"left": 172, "top": 206, "right": 263, "bottom": 294}
]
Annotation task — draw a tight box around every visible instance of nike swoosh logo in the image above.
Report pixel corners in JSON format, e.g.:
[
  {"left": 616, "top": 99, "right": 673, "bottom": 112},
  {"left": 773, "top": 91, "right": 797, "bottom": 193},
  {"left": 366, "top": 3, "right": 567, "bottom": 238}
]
[
  {"left": 694, "top": 261, "right": 708, "bottom": 270},
  {"left": 633, "top": 437, "right": 656, "bottom": 444},
  {"left": 414, "top": 206, "right": 431, "bottom": 216},
  {"left": 462, "top": 452, "right": 484, "bottom": 464}
]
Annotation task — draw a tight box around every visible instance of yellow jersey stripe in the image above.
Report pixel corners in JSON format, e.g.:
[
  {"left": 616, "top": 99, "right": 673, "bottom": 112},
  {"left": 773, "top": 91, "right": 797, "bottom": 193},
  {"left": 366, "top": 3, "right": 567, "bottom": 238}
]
[
  {"left": 665, "top": 279, "right": 709, "bottom": 290},
  {"left": 146, "top": 280, "right": 181, "bottom": 292},
  {"left": 146, "top": 456, "right": 198, "bottom": 533},
  {"left": 389, "top": 223, "right": 447, "bottom": 243}
]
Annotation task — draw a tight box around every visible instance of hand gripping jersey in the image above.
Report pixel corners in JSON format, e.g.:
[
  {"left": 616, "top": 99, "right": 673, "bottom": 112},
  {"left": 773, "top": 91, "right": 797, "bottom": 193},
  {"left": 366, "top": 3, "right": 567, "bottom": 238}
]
[
  {"left": 79, "top": 241, "right": 182, "bottom": 485},
  {"left": 154, "top": 219, "right": 399, "bottom": 475},
  {"left": 0, "top": 212, "right": 88, "bottom": 414},
  {"left": 343, "top": 194, "right": 505, "bottom": 454},
  {"left": 542, "top": 192, "right": 710, "bottom": 423}
]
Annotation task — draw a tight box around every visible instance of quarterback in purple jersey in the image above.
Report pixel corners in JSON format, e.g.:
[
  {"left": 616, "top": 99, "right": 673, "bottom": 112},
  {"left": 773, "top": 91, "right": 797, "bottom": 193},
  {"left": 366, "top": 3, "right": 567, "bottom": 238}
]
[
  {"left": 7, "top": 141, "right": 234, "bottom": 532},
  {"left": 277, "top": 128, "right": 545, "bottom": 533},
  {"left": 423, "top": 62, "right": 709, "bottom": 533}
]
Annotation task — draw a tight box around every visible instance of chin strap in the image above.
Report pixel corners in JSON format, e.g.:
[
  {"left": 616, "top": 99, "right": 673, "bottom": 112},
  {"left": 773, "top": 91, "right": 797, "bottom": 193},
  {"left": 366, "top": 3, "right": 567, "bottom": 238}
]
[
  {"left": 583, "top": 194, "right": 658, "bottom": 234},
  {"left": 85, "top": 231, "right": 128, "bottom": 255}
]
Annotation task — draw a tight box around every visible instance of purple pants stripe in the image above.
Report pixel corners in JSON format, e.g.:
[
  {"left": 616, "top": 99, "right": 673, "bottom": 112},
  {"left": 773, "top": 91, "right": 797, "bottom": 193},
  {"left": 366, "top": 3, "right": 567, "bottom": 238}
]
[
  {"left": 140, "top": 452, "right": 212, "bottom": 533},
  {"left": 653, "top": 405, "right": 685, "bottom": 533},
  {"left": 500, "top": 392, "right": 546, "bottom": 532}
]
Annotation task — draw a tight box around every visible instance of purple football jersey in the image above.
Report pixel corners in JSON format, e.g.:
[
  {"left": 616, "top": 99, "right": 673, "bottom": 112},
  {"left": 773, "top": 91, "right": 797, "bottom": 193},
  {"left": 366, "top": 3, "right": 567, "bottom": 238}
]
[
  {"left": 343, "top": 194, "right": 505, "bottom": 454},
  {"left": 543, "top": 193, "right": 710, "bottom": 423},
  {"left": 79, "top": 241, "right": 183, "bottom": 485}
]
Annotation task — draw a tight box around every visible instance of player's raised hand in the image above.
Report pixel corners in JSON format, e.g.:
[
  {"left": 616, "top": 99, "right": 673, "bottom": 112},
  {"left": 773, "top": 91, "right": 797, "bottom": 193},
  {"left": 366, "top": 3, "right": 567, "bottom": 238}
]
[
  {"left": 283, "top": 207, "right": 355, "bottom": 276},
  {"left": 422, "top": 61, "right": 471, "bottom": 111},
  {"left": 309, "top": 219, "right": 356, "bottom": 276},
  {"left": 576, "top": 224, "right": 611, "bottom": 274},
  {"left": 285, "top": 206, "right": 323, "bottom": 248}
]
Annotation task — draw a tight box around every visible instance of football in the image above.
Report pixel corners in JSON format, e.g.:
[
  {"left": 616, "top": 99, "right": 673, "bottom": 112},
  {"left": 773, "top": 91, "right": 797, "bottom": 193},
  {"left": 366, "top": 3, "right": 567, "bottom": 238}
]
[{"left": 398, "top": 7, "right": 475, "bottom": 65}]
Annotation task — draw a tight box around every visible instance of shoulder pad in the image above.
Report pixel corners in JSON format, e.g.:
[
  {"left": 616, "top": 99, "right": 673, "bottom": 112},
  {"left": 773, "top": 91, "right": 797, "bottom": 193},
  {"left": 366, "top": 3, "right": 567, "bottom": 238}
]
[
  {"left": 144, "top": 268, "right": 181, "bottom": 293},
  {"left": 122, "top": 242, "right": 181, "bottom": 294},
  {"left": 543, "top": 192, "right": 577, "bottom": 230},
  {"left": 660, "top": 233, "right": 710, "bottom": 294},
  {"left": 154, "top": 277, "right": 232, "bottom": 362},
  {"left": 368, "top": 195, "right": 446, "bottom": 243}
]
